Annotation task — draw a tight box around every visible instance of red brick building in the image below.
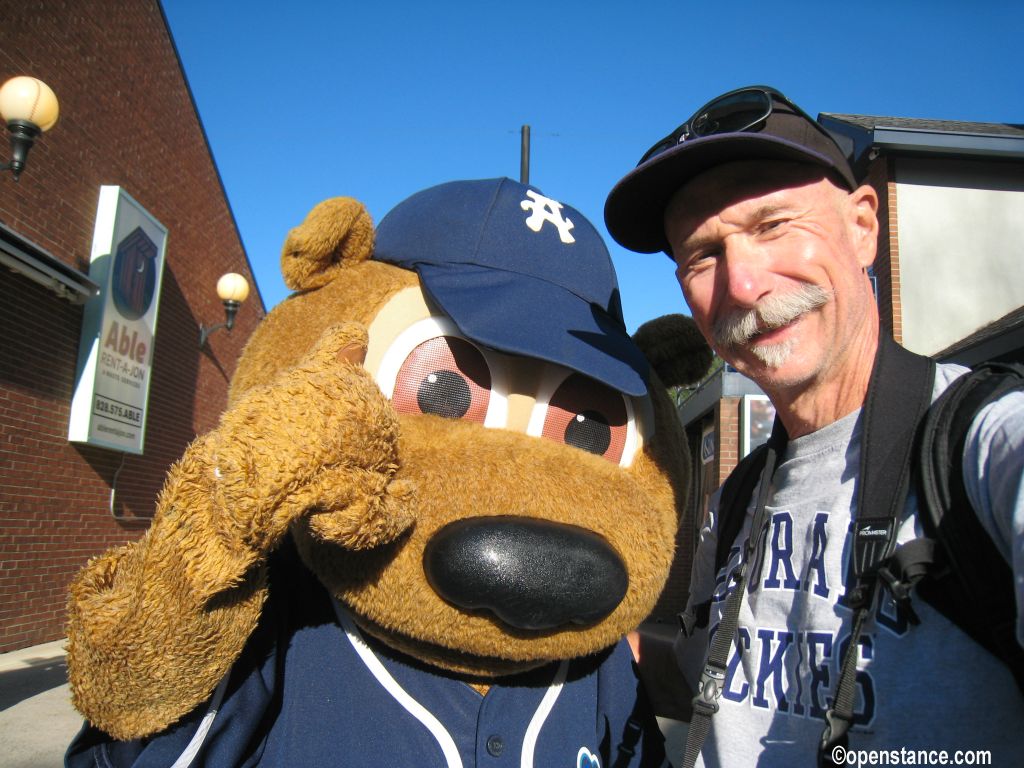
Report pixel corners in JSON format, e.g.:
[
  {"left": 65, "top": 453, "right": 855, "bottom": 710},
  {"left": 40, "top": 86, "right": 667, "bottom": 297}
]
[{"left": 0, "top": 0, "right": 264, "bottom": 652}]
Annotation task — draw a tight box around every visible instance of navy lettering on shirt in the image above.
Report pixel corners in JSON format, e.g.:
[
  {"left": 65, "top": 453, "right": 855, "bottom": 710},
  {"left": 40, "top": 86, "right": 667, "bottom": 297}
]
[
  {"left": 806, "top": 631, "right": 834, "bottom": 719},
  {"left": 791, "top": 633, "right": 807, "bottom": 717},
  {"left": 704, "top": 508, "right": 881, "bottom": 729},
  {"left": 753, "top": 628, "right": 794, "bottom": 712},
  {"left": 710, "top": 625, "right": 876, "bottom": 727},
  {"left": 723, "top": 627, "right": 751, "bottom": 702},
  {"left": 764, "top": 512, "right": 801, "bottom": 591},
  {"left": 804, "top": 512, "right": 831, "bottom": 599}
]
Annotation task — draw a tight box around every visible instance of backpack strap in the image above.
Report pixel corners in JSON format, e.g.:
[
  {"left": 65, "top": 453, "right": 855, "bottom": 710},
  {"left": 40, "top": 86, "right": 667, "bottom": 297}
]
[
  {"left": 848, "top": 337, "right": 936, "bottom": 579},
  {"left": 681, "top": 419, "right": 788, "bottom": 768},
  {"left": 715, "top": 444, "right": 771, "bottom": 577},
  {"left": 819, "top": 335, "right": 935, "bottom": 766},
  {"left": 679, "top": 443, "right": 770, "bottom": 636},
  {"left": 915, "top": 361, "right": 1024, "bottom": 691}
]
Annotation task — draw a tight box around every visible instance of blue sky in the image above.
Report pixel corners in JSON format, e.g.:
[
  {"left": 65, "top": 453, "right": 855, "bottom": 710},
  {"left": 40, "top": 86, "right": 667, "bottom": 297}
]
[{"left": 161, "top": 0, "right": 1023, "bottom": 332}]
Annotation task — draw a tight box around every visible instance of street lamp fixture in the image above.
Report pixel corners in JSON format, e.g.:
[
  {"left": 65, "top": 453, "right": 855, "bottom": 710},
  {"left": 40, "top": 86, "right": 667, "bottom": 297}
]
[
  {"left": 0, "top": 76, "right": 59, "bottom": 181},
  {"left": 200, "top": 272, "right": 250, "bottom": 347}
]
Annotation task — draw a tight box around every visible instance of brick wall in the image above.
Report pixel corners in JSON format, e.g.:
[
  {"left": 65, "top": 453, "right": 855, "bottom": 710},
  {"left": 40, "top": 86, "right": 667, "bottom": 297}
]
[
  {"left": 865, "top": 157, "right": 901, "bottom": 342},
  {"left": 0, "top": 0, "right": 264, "bottom": 652},
  {"left": 717, "top": 397, "right": 741, "bottom": 485}
]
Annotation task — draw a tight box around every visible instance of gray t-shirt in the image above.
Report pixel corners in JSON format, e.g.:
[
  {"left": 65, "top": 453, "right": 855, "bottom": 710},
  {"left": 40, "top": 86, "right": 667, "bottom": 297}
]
[{"left": 678, "top": 364, "right": 1024, "bottom": 766}]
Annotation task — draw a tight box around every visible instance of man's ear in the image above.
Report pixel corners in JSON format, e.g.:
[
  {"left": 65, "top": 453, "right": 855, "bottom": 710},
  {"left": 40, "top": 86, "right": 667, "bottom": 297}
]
[{"left": 847, "top": 184, "right": 880, "bottom": 269}]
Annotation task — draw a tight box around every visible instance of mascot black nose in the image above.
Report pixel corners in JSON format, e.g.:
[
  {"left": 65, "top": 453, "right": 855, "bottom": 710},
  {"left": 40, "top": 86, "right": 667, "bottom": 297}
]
[{"left": 423, "top": 516, "right": 628, "bottom": 631}]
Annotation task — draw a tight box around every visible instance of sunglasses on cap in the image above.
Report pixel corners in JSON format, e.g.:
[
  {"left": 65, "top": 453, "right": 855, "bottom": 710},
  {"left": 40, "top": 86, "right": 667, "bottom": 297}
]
[{"left": 637, "top": 85, "right": 838, "bottom": 166}]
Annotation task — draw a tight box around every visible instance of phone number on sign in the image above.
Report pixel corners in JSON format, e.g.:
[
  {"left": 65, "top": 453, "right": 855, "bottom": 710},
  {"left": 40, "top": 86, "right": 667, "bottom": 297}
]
[{"left": 831, "top": 746, "right": 992, "bottom": 766}]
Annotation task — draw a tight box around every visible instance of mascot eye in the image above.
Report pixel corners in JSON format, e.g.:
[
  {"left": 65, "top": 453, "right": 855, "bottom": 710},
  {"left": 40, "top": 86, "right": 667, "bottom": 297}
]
[
  {"left": 391, "top": 336, "right": 491, "bottom": 423},
  {"left": 540, "top": 373, "right": 628, "bottom": 464}
]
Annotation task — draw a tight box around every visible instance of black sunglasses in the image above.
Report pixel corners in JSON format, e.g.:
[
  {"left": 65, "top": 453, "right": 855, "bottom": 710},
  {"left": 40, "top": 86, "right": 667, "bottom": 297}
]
[{"left": 637, "top": 85, "right": 832, "bottom": 165}]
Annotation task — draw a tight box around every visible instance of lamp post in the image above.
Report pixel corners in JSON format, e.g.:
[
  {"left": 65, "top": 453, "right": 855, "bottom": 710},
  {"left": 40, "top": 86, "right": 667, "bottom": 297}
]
[
  {"left": 520, "top": 124, "right": 530, "bottom": 185},
  {"left": 0, "top": 76, "right": 59, "bottom": 180},
  {"left": 199, "top": 273, "right": 250, "bottom": 347}
]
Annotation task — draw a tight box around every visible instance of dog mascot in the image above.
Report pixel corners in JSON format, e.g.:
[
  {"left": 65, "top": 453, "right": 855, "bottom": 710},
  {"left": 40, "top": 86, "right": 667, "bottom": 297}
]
[{"left": 66, "top": 178, "right": 711, "bottom": 768}]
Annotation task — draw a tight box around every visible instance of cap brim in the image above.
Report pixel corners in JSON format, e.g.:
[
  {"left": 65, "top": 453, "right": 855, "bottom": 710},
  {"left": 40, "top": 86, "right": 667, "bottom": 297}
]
[
  {"left": 416, "top": 262, "right": 649, "bottom": 396},
  {"left": 604, "top": 132, "right": 849, "bottom": 255}
]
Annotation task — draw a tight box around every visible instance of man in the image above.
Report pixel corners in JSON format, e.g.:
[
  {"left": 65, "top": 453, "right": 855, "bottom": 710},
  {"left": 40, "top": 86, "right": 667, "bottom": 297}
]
[{"left": 604, "top": 86, "right": 1024, "bottom": 766}]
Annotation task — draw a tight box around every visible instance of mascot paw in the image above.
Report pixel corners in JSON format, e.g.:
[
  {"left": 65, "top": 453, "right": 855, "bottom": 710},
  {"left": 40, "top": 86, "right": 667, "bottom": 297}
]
[
  {"left": 304, "top": 474, "right": 416, "bottom": 549},
  {"left": 204, "top": 323, "right": 411, "bottom": 555}
]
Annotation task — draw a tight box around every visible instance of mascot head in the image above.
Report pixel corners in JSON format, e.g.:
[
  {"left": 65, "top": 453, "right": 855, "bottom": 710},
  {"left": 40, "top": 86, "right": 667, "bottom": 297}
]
[{"left": 230, "top": 178, "right": 711, "bottom": 677}]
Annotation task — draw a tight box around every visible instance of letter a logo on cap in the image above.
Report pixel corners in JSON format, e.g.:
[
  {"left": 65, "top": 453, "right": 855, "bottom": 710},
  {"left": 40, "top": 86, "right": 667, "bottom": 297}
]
[{"left": 520, "top": 190, "right": 576, "bottom": 244}]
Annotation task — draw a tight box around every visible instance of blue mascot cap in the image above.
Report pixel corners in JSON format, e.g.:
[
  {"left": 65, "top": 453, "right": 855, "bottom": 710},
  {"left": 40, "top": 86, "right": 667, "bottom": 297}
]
[{"left": 373, "top": 177, "right": 649, "bottom": 397}]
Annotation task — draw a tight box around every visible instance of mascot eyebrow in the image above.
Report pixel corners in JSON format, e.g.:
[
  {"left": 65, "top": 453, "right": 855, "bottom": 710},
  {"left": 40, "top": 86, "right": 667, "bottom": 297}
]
[{"left": 65, "top": 177, "right": 712, "bottom": 768}]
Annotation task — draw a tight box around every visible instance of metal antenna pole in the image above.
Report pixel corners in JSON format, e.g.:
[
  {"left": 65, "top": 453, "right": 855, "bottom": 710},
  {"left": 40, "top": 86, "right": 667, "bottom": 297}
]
[{"left": 520, "top": 125, "right": 530, "bottom": 185}]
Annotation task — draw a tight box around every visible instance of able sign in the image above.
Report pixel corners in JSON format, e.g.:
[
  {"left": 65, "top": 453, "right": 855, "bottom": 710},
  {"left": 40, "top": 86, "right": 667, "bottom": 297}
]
[{"left": 69, "top": 187, "right": 167, "bottom": 454}]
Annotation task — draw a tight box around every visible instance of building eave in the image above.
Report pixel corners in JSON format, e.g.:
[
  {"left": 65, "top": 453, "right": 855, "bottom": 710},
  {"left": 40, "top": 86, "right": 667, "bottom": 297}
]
[
  {"left": 864, "top": 126, "right": 1024, "bottom": 159},
  {"left": 819, "top": 114, "right": 1024, "bottom": 166},
  {"left": 0, "top": 222, "right": 99, "bottom": 304}
]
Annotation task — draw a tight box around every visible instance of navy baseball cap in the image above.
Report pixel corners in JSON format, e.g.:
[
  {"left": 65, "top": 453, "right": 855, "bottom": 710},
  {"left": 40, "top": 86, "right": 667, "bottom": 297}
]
[
  {"left": 373, "top": 177, "right": 649, "bottom": 396},
  {"left": 605, "top": 85, "right": 857, "bottom": 255}
]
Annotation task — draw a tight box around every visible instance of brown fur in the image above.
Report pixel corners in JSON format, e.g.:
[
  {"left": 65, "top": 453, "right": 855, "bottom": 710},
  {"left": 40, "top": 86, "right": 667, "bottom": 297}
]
[
  {"left": 66, "top": 196, "right": 710, "bottom": 739},
  {"left": 280, "top": 196, "right": 375, "bottom": 291}
]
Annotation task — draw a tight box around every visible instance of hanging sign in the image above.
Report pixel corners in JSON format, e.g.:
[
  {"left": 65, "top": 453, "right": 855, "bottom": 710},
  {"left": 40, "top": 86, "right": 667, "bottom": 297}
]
[{"left": 69, "top": 187, "right": 167, "bottom": 454}]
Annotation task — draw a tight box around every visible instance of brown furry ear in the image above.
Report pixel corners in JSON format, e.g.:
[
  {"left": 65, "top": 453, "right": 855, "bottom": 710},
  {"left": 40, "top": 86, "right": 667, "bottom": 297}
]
[
  {"left": 633, "top": 314, "right": 713, "bottom": 387},
  {"left": 281, "top": 198, "right": 375, "bottom": 291}
]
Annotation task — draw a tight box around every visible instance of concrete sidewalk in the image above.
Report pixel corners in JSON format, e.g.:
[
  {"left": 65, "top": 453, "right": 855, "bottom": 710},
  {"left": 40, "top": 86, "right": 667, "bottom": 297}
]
[{"left": 0, "top": 640, "right": 82, "bottom": 768}]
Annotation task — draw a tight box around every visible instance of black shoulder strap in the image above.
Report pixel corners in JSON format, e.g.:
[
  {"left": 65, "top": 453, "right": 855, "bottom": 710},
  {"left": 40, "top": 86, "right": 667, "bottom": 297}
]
[
  {"left": 682, "top": 441, "right": 770, "bottom": 635},
  {"left": 819, "top": 336, "right": 935, "bottom": 767},
  {"left": 714, "top": 443, "right": 770, "bottom": 576},
  {"left": 916, "top": 361, "right": 1024, "bottom": 691},
  {"left": 848, "top": 336, "right": 936, "bottom": 577},
  {"left": 682, "top": 422, "right": 787, "bottom": 768}
]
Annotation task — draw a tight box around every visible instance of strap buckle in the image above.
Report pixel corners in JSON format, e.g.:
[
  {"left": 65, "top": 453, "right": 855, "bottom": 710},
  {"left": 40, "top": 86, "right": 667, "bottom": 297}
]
[
  {"left": 691, "top": 662, "right": 726, "bottom": 716},
  {"left": 876, "top": 563, "right": 921, "bottom": 625},
  {"left": 818, "top": 709, "right": 852, "bottom": 767}
]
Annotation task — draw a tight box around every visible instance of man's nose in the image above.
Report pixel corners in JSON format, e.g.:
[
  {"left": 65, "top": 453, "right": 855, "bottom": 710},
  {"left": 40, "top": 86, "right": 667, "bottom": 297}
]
[{"left": 719, "top": 238, "right": 770, "bottom": 308}]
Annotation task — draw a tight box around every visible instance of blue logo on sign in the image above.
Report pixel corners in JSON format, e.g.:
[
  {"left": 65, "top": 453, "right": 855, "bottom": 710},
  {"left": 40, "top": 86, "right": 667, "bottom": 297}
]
[{"left": 112, "top": 227, "right": 157, "bottom": 321}]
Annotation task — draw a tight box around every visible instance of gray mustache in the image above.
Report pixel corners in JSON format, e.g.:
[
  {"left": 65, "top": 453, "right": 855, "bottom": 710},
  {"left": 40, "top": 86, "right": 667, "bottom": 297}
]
[{"left": 713, "top": 284, "right": 833, "bottom": 348}]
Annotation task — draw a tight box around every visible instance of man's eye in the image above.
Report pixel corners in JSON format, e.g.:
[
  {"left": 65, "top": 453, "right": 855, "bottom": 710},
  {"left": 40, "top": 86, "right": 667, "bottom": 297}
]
[{"left": 686, "top": 249, "right": 719, "bottom": 269}]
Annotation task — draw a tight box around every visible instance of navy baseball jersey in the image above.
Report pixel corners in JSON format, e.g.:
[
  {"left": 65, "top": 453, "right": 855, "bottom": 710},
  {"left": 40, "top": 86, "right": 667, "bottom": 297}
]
[{"left": 67, "top": 539, "right": 668, "bottom": 768}]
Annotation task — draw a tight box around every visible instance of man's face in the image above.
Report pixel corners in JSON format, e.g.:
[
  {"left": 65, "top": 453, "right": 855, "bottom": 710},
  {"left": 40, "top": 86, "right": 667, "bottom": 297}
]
[{"left": 664, "top": 161, "right": 879, "bottom": 395}]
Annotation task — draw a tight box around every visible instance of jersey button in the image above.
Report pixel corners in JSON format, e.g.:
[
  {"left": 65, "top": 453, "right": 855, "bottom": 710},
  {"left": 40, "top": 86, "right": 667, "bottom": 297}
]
[{"left": 486, "top": 735, "right": 505, "bottom": 757}]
